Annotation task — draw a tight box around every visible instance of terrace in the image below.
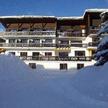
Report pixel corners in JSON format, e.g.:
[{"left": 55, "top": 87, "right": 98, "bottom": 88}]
[
  {"left": 18, "top": 56, "right": 92, "bottom": 61},
  {"left": 0, "top": 31, "right": 56, "bottom": 37},
  {"left": 0, "top": 42, "right": 98, "bottom": 48}
]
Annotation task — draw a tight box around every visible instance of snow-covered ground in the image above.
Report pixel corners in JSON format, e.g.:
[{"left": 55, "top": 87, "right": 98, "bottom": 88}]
[{"left": 0, "top": 54, "right": 108, "bottom": 108}]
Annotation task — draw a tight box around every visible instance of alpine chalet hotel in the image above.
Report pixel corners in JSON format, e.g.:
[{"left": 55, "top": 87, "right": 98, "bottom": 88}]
[{"left": 0, "top": 9, "right": 107, "bottom": 70}]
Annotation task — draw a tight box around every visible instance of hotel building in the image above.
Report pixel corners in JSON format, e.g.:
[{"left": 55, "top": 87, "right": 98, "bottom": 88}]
[{"left": 0, "top": 9, "right": 107, "bottom": 70}]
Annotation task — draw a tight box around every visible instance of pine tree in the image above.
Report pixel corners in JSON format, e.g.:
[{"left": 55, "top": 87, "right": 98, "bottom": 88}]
[{"left": 94, "top": 11, "right": 108, "bottom": 66}]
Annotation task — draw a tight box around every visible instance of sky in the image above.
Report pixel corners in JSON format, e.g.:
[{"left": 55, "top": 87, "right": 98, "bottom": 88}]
[
  {"left": 0, "top": 0, "right": 107, "bottom": 17},
  {"left": 0, "top": 0, "right": 108, "bottom": 30}
]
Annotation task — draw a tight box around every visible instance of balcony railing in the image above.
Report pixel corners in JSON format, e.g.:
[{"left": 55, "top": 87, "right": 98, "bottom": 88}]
[
  {"left": 70, "top": 43, "right": 87, "bottom": 47},
  {"left": 57, "top": 43, "right": 87, "bottom": 47},
  {"left": 18, "top": 56, "right": 92, "bottom": 61},
  {"left": 0, "top": 31, "right": 56, "bottom": 37},
  {"left": 0, "top": 42, "right": 98, "bottom": 48},
  {"left": 0, "top": 43, "right": 56, "bottom": 47},
  {"left": 89, "top": 27, "right": 100, "bottom": 34},
  {"left": 56, "top": 44, "right": 70, "bottom": 47},
  {"left": 58, "top": 31, "right": 86, "bottom": 37},
  {"left": 88, "top": 42, "right": 98, "bottom": 47}
]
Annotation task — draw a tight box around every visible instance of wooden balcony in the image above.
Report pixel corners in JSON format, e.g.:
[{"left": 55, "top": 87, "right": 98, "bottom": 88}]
[
  {"left": 58, "top": 32, "right": 86, "bottom": 41},
  {"left": 18, "top": 56, "right": 92, "bottom": 61},
  {"left": 58, "top": 31, "right": 86, "bottom": 37}
]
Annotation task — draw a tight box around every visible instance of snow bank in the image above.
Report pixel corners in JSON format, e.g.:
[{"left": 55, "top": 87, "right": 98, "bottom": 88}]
[
  {"left": 0, "top": 54, "right": 32, "bottom": 80},
  {"left": 0, "top": 54, "right": 75, "bottom": 108},
  {"left": 0, "top": 54, "right": 108, "bottom": 108},
  {"left": 72, "top": 62, "right": 108, "bottom": 102}
]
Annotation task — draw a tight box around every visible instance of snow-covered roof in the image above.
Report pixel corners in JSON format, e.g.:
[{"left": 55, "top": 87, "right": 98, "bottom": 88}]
[
  {"left": 0, "top": 15, "right": 56, "bottom": 19},
  {"left": 57, "top": 16, "right": 83, "bottom": 20},
  {"left": 0, "top": 15, "right": 84, "bottom": 20},
  {"left": 0, "top": 9, "right": 107, "bottom": 20},
  {"left": 100, "top": 10, "right": 108, "bottom": 18},
  {"left": 57, "top": 9, "right": 108, "bottom": 20},
  {"left": 81, "top": 8, "right": 108, "bottom": 18},
  {"left": 85, "top": 9, "right": 108, "bottom": 13}
]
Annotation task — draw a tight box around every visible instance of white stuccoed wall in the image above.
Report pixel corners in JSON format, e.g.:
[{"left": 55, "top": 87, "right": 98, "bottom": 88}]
[
  {"left": 5, "top": 47, "right": 95, "bottom": 70},
  {"left": 83, "top": 36, "right": 92, "bottom": 44},
  {"left": 25, "top": 60, "right": 96, "bottom": 70},
  {"left": 6, "top": 50, "right": 56, "bottom": 56}
]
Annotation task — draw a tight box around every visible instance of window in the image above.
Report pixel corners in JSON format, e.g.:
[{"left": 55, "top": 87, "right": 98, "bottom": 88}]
[
  {"left": 20, "top": 52, "right": 27, "bottom": 57},
  {"left": 92, "top": 50, "right": 96, "bottom": 56},
  {"left": 9, "top": 39, "right": 15, "bottom": 43},
  {"left": 70, "top": 41, "right": 82, "bottom": 47},
  {"left": 9, "top": 52, "right": 15, "bottom": 55},
  {"left": 59, "top": 52, "right": 68, "bottom": 58},
  {"left": 75, "top": 51, "right": 85, "bottom": 57},
  {"left": 92, "top": 37, "right": 99, "bottom": 43},
  {"left": 0, "top": 38, "right": 5, "bottom": 43},
  {"left": 17, "top": 39, "right": 27, "bottom": 43},
  {"left": 32, "top": 52, "right": 40, "bottom": 56},
  {"left": 71, "top": 40, "right": 82, "bottom": 43},
  {"left": 45, "top": 39, "right": 52, "bottom": 43},
  {"left": 32, "top": 52, "right": 40, "bottom": 60},
  {"left": 77, "top": 63, "right": 84, "bottom": 69},
  {"left": 58, "top": 40, "right": 69, "bottom": 47},
  {"left": 29, "top": 63, "right": 36, "bottom": 69},
  {"left": 60, "top": 63, "right": 67, "bottom": 70},
  {"left": 60, "top": 26, "right": 73, "bottom": 31},
  {"left": 20, "top": 52, "right": 27, "bottom": 59},
  {"left": 29, "top": 39, "right": 40, "bottom": 44},
  {"left": 45, "top": 52, "right": 52, "bottom": 56},
  {"left": 92, "top": 19, "right": 101, "bottom": 28},
  {"left": 42, "top": 39, "right": 52, "bottom": 47}
]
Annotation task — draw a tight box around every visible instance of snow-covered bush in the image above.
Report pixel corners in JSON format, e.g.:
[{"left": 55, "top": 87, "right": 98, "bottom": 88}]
[{"left": 94, "top": 11, "right": 108, "bottom": 66}]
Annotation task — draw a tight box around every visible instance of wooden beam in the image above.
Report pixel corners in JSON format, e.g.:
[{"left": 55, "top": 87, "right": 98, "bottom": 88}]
[
  {"left": 42, "top": 23, "right": 47, "bottom": 30},
  {"left": 30, "top": 23, "right": 34, "bottom": 30},
  {"left": 6, "top": 24, "right": 11, "bottom": 31},
  {"left": 18, "top": 23, "right": 23, "bottom": 31},
  {"left": 87, "top": 14, "right": 90, "bottom": 34}
]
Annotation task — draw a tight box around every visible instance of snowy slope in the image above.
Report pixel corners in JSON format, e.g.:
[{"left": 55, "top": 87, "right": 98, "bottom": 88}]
[
  {"left": 0, "top": 54, "right": 108, "bottom": 108},
  {"left": 72, "top": 63, "right": 108, "bottom": 102}
]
